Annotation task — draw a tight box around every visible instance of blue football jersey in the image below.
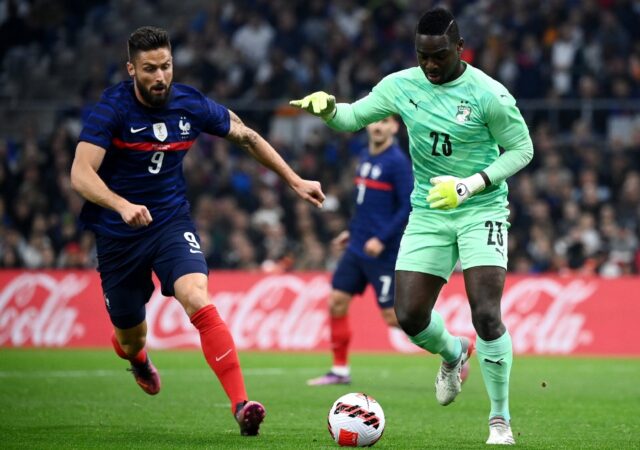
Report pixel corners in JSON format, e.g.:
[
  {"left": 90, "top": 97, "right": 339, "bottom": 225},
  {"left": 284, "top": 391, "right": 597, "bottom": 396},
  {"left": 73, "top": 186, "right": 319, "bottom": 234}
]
[
  {"left": 347, "top": 143, "right": 413, "bottom": 261},
  {"left": 78, "top": 81, "right": 230, "bottom": 238}
]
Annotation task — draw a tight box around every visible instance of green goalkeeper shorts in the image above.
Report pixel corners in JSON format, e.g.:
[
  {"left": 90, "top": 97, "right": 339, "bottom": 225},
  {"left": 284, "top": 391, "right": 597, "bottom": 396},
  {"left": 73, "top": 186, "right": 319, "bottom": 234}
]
[{"left": 395, "top": 205, "right": 510, "bottom": 280}]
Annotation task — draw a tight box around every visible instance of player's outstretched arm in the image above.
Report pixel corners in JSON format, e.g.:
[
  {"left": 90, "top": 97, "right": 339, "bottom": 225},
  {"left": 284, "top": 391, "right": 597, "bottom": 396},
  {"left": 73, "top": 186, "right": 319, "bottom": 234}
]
[
  {"left": 225, "top": 111, "right": 325, "bottom": 208},
  {"left": 70, "top": 141, "right": 153, "bottom": 227},
  {"left": 290, "top": 80, "right": 395, "bottom": 132}
]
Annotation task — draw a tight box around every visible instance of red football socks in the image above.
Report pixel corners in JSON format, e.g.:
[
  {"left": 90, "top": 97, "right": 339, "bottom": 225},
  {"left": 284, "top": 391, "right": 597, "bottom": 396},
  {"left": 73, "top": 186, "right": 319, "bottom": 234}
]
[
  {"left": 190, "top": 304, "right": 247, "bottom": 411},
  {"left": 330, "top": 315, "right": 351, "bottom": 367},
  {"left": 111, "top": 333, "right": 147, "bottom": 366}
]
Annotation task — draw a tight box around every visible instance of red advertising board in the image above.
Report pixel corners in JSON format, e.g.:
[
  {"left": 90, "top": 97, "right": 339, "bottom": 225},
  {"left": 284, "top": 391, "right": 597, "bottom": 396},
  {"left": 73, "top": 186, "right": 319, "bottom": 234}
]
[{"left": 0, "top": 270, "right": 639, "bottom": 355}]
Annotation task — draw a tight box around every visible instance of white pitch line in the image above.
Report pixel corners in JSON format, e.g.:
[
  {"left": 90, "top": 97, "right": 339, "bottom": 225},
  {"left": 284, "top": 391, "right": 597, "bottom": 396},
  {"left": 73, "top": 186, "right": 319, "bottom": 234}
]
[
  {"left": 0, "top": 369, "right": 121, "bottom": 378},
  {"left": 0, "top": 367, "right": 320, "bottom": 378}
]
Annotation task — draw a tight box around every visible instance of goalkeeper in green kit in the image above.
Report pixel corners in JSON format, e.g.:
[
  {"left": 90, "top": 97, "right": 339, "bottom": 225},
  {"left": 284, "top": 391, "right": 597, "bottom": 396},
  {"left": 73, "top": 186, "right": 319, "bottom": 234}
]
[{"left": 291, "top": 7, "right": 533, "bottom": 446}]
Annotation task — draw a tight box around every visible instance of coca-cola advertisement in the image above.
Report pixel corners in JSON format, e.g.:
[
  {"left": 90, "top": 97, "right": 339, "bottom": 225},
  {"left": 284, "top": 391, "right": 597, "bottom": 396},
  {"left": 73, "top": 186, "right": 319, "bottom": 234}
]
[{"left": 0, "top": 270, "right": 639, "bottom": 355}]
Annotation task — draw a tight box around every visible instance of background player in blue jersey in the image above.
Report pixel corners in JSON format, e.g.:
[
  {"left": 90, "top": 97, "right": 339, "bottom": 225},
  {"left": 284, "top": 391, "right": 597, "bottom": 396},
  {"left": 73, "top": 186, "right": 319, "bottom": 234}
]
[
  {"left": 307, "top": 116, "right": 413, "bottom": 386},
  {"left": 70, "top": 26, "right": 325, "bottom": 437}
]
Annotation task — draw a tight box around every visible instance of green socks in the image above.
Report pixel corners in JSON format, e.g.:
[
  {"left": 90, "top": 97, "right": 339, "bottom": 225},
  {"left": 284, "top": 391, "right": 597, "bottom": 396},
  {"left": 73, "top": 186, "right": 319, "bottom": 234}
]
[
  {"left": 410, "top": 313, "right": 513, "bottom": 421},
  {"left": 409, "top": 310, "right": 461, "bottom": 363},
  {"left": 476, "top": 331, "right": 513, "bottom": 421}
]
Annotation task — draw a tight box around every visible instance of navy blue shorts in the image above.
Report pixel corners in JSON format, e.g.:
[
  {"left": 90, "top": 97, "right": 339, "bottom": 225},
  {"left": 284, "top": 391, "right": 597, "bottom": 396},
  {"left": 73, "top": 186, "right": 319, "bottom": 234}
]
[
  {"left": 331, "top": 249, "right": 396, "bottom": 309},
  {"left": 96, "top": 214, "right": 208, "bottom": 329}
]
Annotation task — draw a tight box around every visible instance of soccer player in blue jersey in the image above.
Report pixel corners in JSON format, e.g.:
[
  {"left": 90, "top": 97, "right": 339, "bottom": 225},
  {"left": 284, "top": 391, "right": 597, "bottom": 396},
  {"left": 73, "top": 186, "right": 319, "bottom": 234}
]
[
  {"left": 307, "top": 116, "right": 413, "bottom": 386},
  {"left": 291, "top": 8, "right": 533, "bottom": 445},
  {"left": 70, "top": 26, "right": 325, "bottom": 437}
]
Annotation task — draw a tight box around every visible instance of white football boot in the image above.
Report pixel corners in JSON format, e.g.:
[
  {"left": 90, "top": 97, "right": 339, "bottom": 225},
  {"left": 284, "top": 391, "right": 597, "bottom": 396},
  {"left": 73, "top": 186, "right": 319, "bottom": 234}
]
[
  {"left": 486, "top": 416, "right": 515, "bottom": 445},
  {"left": 435, "top": 337, "right": 474, "bottom": 405}
]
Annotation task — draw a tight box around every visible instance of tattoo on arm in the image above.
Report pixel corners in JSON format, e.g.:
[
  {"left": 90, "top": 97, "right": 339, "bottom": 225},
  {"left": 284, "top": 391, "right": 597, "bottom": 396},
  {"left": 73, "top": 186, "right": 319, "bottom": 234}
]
[
  {"left": 226, "top": 109, "right": 297, "bottom": 185},
  {"left": 229, "top": 110, "right": 243, "bottom": 128},
  {"left": 228, "top": 111, "right": 259, "bottom": 150}
]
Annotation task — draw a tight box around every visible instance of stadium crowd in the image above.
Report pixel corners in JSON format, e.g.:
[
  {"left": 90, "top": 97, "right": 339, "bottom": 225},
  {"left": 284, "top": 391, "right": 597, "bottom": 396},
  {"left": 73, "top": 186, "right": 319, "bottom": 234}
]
[{"left": 0, "top": 0, "right": 639, "bottom": 276}]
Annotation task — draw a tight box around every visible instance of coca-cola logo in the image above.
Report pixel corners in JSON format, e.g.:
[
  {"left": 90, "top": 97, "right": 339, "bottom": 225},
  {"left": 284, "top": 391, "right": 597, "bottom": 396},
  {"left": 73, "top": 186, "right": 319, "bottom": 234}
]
[
  {"left": 0, "top": 273, "right": 89, "bottom": 346},
  {"left": 146, "top": 275, "right": 332, "bottom": 350},
  {"left": 145, "top": 276, "right": 598, "bottom": 354},
  {"left": 436, "top": 278, "right": 597, "bottom": 354},
  {"left": 0, "top": 271, "right": 625, "bottom": 355},
  {"left": 502, "top": 278, "right": 596, "bottom": 354}
]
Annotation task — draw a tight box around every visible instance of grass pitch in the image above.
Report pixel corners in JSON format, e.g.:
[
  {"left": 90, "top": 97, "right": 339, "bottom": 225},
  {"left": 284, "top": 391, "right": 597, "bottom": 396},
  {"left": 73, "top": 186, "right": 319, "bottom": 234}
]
[{"left": 0, "top": 349, "right": 638, "bottom": 449}]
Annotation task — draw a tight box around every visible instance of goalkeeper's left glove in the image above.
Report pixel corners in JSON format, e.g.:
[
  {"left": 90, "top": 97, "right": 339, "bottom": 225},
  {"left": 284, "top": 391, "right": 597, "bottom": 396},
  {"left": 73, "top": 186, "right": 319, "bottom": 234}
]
[{"left": 427, "top": 173, "right": 487, "bottom": 209}]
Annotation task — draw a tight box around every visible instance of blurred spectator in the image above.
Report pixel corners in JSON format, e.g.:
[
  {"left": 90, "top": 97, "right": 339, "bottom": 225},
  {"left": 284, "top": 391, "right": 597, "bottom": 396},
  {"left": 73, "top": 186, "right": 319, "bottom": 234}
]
[{"left": 231, "top": 11, "right": 274, "bottom": 65}]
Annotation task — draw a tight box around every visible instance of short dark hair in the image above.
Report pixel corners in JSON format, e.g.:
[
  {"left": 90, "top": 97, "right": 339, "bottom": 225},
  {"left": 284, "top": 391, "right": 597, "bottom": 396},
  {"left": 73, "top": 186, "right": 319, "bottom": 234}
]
[
  {"left": 416, "top": 8, "right": 459, "bottom": 42},
  {"left": 128, "top": 26, "right": 171, "bottom": 61}
]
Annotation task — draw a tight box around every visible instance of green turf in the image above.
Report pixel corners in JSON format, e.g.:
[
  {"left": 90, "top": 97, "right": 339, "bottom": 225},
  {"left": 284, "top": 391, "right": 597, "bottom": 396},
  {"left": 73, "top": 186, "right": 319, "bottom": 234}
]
[{"left": 0, "top": 350, "right": 638, "bottom": 449}]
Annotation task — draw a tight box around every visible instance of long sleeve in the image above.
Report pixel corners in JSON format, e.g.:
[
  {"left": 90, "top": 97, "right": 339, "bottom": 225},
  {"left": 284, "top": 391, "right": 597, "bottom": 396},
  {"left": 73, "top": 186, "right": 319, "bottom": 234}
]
[
  {"left": 483, "top": 92, "right": 534, "bottom": 184},
  {"left": 326, "top": 77, "right": 397, "bottom": 132}
]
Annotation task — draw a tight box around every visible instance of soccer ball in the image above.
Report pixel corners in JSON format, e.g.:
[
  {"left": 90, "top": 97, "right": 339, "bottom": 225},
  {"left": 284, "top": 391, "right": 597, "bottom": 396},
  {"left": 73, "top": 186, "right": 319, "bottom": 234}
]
[{"left": 327, "top": 392, "right": 385, "bottom": 447}]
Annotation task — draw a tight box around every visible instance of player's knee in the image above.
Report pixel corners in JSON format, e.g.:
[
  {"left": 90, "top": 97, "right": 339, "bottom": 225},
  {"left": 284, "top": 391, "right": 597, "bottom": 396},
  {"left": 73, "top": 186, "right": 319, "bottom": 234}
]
[
  {"left": 470, "top": 305, "right": 504, "bottom": 340},
  {"left": 395, "top": 304, "right": 429, "bottom": 336},
  {"left": 329, "top": 303, "right": 349, "bottom": 317},
  {"left": 177, "top": 284, "right": 210, "bottom": 317},
  {"left": 328, "top": 291, "right": 351, "bottom": 317}
]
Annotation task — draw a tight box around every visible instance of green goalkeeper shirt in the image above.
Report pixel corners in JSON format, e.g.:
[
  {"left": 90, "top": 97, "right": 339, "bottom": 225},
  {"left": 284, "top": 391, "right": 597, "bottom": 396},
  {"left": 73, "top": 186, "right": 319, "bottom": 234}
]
[{"left": 327, "top": 63, "right": 533, "bottom": 210}]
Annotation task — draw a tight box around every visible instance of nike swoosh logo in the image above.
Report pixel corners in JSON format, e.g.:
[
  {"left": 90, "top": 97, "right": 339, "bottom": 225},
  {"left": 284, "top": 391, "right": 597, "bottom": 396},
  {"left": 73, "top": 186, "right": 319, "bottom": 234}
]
[
  {"left": 130, "top": 126, "right": 147, "bottom": 133},
  {"left": 190, "top": 249, "right": 203, "bottom": 254},
  {"left": 215, "top": 349, "right": 232, "bottom": 362}
]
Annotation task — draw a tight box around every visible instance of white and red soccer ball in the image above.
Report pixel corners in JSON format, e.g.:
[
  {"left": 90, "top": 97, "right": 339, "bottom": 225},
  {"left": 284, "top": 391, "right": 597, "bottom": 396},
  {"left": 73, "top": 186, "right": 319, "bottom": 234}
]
[{"left": 327, "top": 392, "right": 385, "bottom": 447}]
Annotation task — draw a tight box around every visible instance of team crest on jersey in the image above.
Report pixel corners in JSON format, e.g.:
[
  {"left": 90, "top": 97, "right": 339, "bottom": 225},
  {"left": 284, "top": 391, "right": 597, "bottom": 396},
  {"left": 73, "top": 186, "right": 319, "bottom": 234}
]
[
  {"left": 371, "top": 165, "right": 382, "bottom": 179},
  {"left": 153, "top": 122, "right": 168, "bottom": 141},
  {"left": 179, "top": 116, "right": 191, "bottom": 137},
  {"left": 456, "top": 101, "right": 472, "bottom": 123}
]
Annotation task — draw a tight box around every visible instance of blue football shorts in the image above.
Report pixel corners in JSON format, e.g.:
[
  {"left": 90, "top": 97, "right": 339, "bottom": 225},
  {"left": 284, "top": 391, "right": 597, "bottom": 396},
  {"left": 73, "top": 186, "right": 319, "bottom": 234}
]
[
  {"left": 331, "top": 249, "right": 396, "bottom": 309},
  {"left": 96, "top": 214, "right": 208, "bottom": 329}
]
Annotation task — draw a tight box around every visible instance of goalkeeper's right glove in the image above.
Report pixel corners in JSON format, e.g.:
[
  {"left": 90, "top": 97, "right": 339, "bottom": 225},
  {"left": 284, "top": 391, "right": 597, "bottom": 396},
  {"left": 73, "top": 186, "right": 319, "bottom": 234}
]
[
  {"left": 427, "top": 174, "right": 486, "bottom": 209},
  {"left": 289, "top": 91, "right": 336, "bottom": 120}
]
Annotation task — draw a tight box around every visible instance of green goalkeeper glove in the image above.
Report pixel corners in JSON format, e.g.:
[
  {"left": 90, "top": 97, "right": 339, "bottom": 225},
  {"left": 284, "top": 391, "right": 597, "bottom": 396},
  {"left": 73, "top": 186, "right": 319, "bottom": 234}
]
[
  {"left": 289, "top": 91, "right": 336, "bottom": 120},
  {"left": 427, "top": 173, "right": 487, "bottom": 209}
]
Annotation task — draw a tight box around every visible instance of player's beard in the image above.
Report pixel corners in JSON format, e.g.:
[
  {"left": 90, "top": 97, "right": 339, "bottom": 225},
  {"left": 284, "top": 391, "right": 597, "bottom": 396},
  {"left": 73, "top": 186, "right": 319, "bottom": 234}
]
[
  {"left": 137, "top": 79, "right": 171, "bottom": 107},
  {"left": 370, "top": 133, "right": 386, "bottom": 146}
]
